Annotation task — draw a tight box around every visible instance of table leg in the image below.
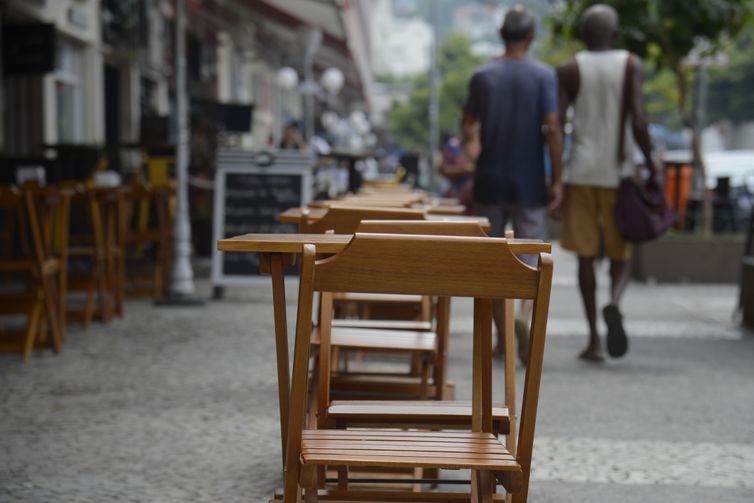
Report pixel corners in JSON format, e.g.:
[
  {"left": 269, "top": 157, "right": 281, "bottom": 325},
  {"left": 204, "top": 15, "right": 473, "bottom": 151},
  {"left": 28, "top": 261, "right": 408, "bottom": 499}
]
[{"left": 268, "top": 253, "right": 291, "bottom": 468}]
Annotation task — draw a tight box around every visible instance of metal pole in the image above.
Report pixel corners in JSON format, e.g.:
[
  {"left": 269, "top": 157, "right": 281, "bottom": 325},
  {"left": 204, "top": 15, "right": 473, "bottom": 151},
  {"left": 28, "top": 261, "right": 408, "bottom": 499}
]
[
  {"left": 427, "top": 0, "right": 440, "bottom": 191},
  {"left": 169, "top": 0, "right": 196, "bottom": 297}
]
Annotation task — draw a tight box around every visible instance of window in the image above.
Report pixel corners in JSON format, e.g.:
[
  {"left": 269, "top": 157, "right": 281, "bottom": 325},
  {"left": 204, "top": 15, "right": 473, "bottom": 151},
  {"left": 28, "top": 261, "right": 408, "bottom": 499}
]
[{"left": 54, "top": 41, "right": 84, "bottom": 143}]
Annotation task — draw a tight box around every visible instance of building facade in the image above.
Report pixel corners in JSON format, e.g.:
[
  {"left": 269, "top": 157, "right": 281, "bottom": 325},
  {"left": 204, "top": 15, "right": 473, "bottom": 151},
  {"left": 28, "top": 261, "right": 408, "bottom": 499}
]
[{"left": 0, "top": 0, "right": 374, "bottom": 172}]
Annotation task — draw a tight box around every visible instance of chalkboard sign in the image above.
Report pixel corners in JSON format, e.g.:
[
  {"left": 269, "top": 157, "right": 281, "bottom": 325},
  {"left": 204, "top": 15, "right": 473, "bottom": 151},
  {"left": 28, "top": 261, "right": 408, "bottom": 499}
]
[{"left": 211, "top": 150, "right": 313, "bottom": 285}]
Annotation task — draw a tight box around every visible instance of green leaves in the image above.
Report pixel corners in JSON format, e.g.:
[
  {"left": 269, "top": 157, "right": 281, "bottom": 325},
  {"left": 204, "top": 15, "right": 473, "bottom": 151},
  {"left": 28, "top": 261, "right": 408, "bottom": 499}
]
[{"left": 387, "top": 33, "right": 486, "bottom": 151}]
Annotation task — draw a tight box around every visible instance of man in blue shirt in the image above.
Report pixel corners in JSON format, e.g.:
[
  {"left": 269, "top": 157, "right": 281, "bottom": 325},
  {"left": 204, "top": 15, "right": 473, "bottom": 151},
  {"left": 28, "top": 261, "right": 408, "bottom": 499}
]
[{"left": 461, "top": 4, "right": 563, "bottom": 363}]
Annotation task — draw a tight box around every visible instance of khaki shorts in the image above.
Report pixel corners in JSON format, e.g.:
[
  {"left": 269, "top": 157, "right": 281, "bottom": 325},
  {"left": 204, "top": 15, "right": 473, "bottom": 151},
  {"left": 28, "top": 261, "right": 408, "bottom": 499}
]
[{"left": 560, "top": 185, "right": 631, "bottom": 261}]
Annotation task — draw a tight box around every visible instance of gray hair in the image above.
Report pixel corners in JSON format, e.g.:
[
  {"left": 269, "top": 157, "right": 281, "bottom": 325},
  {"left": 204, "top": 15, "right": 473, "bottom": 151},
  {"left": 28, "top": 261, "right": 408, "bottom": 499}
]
[{"left": 500, "top": 5, "right": 535, "bottom": 43}]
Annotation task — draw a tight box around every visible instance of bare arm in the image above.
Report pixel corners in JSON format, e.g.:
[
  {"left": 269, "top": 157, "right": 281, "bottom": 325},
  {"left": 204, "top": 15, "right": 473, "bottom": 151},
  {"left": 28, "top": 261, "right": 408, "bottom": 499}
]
[
  {"left": 460, "top": 111, "right": 480, "bottom": 162},
  {"left": 543, "top": 112, "right": 564, "bottom": 212},
  {"left": 438, "top": 111, "right": 479, "bottom": 180},
  {"left": 629, "top": 57, "right": 658, "bottom": 176},
  {"left": 556, "top": 60, "right": 579, "bottom": 133}
]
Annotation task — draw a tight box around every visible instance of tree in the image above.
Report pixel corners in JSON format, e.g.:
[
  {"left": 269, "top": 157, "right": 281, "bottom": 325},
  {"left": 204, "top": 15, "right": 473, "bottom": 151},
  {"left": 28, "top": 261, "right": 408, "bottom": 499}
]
[
  {"left": 388, "top": 33, "right": 486, "bottom": 151},
  {"left": 549, "top": 0, "right": 752, "bottom": 236},
  {"left": 707, "top": 22, "right": 754, "bottom": 124}
]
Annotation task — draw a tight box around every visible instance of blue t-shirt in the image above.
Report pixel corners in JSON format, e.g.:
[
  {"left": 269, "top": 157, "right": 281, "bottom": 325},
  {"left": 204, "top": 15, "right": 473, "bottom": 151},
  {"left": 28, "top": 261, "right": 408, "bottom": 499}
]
[{"left": 463, "top": 57, "right": 558, "bottom": 207}]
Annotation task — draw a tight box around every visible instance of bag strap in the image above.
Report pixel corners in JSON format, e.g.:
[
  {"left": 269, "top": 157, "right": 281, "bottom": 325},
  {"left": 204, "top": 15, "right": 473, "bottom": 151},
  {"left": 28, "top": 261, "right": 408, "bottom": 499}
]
[{"left": 617, "top": 53, "right": 635, "bottom": 163}]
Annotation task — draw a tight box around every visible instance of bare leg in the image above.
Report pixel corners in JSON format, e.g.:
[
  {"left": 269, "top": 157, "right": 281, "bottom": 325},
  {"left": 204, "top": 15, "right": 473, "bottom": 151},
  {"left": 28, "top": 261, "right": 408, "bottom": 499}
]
[
  {"left": 604, "top": 259, "right": 630, "bottom": 358},
  {"left": 609, "top": 260, "right": 630, "bottom": 306},
  {"left": 518, "top": 299, "right": 533, "bottom": 321},
  {"left": 578, "top": 256, "right": 603, "bottom": 361},
  {"left": 492, "top": 299, "right": 505, "bottom": 356}
]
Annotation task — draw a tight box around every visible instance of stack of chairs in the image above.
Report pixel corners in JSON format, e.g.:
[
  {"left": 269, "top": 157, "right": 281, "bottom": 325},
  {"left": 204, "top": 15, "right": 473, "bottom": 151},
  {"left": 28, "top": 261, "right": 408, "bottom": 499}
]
[
  {"left": 274, "top": 226, "right": 553, "bottom": 501},
  {"left": 272, "top": 192, "right": 553, "bottom": 499},
  {"left": 0, "top": 177, "right": 173, "bottom": 361}
]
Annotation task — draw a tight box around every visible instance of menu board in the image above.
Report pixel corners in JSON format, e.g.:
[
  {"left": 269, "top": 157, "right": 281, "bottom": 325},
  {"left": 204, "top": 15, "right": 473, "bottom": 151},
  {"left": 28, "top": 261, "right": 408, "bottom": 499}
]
[{"left": 211, "top": 150, "right": 313, "bottom": 285}]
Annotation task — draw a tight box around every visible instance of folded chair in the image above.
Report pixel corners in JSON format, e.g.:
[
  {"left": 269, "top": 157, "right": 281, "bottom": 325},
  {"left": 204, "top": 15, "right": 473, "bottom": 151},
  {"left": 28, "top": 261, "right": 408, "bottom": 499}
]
[
  {"left": 0, "top": 184, "right": 69, "bottom": 360},
  {"left": 65, "top": 184, "right": 114, "bottom": 326},
  {"left": 123, "top": 182, "right": 172, "bottom": 298},
  {"left": 324, "top": 221, "right": 513, "bottom": 437},
  {"left": 283, "top": 233, "right": 553, "bottom": 502},
  {"left": 299, "top": 206, "right": 440, "bottom": 398}
]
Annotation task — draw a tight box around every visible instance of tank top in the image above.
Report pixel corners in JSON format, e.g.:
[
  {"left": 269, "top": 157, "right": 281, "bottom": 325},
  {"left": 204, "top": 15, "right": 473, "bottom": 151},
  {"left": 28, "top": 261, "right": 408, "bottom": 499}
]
[{"left": 565, "top": 50, "right": 635, "bottom": 188}]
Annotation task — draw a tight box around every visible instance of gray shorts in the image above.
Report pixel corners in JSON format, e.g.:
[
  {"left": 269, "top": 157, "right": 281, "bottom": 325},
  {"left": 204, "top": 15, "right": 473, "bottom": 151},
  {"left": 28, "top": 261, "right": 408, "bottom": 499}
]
[{"left": 475, "top": 203, "right": 548, "bottom": 267}]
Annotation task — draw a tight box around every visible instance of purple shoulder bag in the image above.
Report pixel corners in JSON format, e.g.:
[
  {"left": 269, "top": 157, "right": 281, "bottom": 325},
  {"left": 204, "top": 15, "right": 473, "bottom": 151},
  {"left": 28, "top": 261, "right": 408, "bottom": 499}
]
[{"left": 614, "top": 54, "right": 675, "bottom": 243}]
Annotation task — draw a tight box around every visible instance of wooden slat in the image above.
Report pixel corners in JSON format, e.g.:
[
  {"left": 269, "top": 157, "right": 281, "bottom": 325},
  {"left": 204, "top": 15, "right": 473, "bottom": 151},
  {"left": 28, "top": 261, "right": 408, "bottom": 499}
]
[
  {"left": 328, "top": 401, "right": 509, "bottom": 421},
  {"left": 332, "top": 293, "right": 424, "bottom": 303},
  {"left": 272, "top": 489, "right": 510, "bottom": 501},
  {"left": 217, "top": 232, "right": 550, "bottom": 255},
  {"left": 331, "top": 319, "right": 432, "bottom": 331},
  {"left": 311, "top": 327, "right": 437, "bottom": 352},
  {"left": 303, "top": 430, "right": 499, "bottom": 440}
]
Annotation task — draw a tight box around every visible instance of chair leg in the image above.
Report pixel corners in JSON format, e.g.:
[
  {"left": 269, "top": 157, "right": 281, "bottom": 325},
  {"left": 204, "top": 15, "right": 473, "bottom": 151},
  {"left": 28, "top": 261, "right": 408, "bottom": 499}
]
[
  {"left": 337, "top": 466, "right": 348, "bottom": 490},
  {"left": 83, "top": 280, "right": 95, "bottom": 328},
  {"left": 302, "top": 464, "right": 318, "bottom": 502},
  {"left": 22, "top": 303, "right": 43, "bottom": 361},
  {"left": 419, "top": 353, "right": 430, "bottom": 400},
  {"left": 41, "top": 278, "right": 63, "bottom": 352},
  {"left": 471, "top": 469, "right": 494, "bottom": 503}
]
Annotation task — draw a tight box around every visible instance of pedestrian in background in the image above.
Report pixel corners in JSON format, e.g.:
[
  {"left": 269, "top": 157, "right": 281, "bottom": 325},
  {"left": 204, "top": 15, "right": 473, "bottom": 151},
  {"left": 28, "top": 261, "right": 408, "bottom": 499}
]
[
  {"left": 556, "top": 4, "right": 659, "bottom": 362},
  {"left": 461, "top": 4, "right": 564, "bottom": 364},
  {"left": 438, "top": 132, "right": 475, "bottom": 213}
]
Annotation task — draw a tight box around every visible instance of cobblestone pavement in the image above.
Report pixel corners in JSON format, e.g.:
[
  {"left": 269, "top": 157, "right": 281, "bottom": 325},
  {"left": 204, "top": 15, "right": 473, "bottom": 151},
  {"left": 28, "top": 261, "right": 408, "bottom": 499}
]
[{"left": 1, "top": 244, "right": 753, "bottom": 502}]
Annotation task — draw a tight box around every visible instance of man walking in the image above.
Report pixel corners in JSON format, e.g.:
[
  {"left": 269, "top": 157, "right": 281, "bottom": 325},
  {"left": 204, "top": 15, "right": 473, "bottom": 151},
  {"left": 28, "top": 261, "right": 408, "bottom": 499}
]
[
  {"left": 461, "top": 5, "right": 563, "bottom": 363},
  {"left": 557, "top": 4, "right": 658, "bottom": 361}
]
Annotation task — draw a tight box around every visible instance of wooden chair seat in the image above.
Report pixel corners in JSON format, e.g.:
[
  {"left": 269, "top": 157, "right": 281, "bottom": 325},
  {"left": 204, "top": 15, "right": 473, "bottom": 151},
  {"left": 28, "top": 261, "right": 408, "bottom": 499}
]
[
  {"left": 301, "top": 430, "right": 521, "bottom": 474},
  {"left": 313, "top": 327, "right": 437, "bottom": 353},
  {"left": 328, "top": 375, "right": 451, "bottom": 399},
  {"left": 331, "top": 319, "right": 432, "bottom": 331},
  {"left": 328, "top": 400, "right": 509, "bottom": 433},
  {"left": 271, "top": 489, "right": 508, "bottom": 502},
  {"left": 332, "top": 293, "right": 424, "bottom": 304}
]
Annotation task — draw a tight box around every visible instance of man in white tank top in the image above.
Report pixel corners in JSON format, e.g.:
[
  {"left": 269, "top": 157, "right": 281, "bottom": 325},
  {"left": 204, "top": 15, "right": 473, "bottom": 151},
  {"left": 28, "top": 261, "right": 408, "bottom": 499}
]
[{"left": 556, "top": 4, "right": 658, "bottom": 362}]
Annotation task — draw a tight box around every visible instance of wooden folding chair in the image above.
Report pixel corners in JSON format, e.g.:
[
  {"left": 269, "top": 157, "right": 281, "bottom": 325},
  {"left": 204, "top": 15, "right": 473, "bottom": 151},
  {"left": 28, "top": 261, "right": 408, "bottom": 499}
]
[
  {"left": 299, "top": 206, "right": 431, "bottom": 323},
  {"left": 0, "top": 184, "right": 70, "bottom": 360},
  {"left": 65, "top": 184, "right": 113, "bottom": 326},
  {"left": 298, "top": 206, "right": 439, "bottom": 399},
  {"left": 283, "top": 233, "right": 553, "bottom": 502},
  {"left": 122, "top": 182, "right": 172, "bottom": 298},
  {"left": 321, "top": 222, "right": 522, "bottom": 489},
  {"left": 91, "top": 186, "right": 127, "bottom": 317}
]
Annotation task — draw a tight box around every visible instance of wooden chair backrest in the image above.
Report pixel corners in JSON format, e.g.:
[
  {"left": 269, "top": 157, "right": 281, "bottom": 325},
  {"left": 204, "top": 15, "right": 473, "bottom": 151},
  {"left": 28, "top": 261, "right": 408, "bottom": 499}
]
[
  {"left": 288, "top": 234, "right": 553, "bottom": 498},
  {"left": 300, "top": 205, "right": 426, "bottom": 234}
]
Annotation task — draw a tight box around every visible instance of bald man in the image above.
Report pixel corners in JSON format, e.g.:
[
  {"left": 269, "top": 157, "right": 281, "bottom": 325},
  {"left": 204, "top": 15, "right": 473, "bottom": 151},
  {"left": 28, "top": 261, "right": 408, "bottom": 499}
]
[{"left": 557, "top": 4, "right": 658, "bottom": 362}]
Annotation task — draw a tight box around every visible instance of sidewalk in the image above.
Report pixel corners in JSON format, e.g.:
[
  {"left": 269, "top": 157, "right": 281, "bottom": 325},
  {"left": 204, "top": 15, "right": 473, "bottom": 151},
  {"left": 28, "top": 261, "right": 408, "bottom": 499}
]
[{"left": 1, "top": 244, "right": 753, "bottom": 502}]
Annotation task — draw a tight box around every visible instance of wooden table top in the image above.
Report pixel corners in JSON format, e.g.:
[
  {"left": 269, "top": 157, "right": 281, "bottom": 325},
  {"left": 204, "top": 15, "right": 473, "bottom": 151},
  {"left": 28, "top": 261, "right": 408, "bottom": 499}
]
[
  {"left": 278, "top": 207, "right": 490, "bottom": 228},
  {"left": 218, "top": 233, "right": 551, "bottom": 255}
]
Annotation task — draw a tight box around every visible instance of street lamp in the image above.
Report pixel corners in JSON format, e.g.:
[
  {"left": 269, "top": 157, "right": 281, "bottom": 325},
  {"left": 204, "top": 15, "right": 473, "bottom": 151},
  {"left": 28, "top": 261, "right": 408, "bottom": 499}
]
[{"left": 275, "top": 44, "right": 344, "bottom": 140}]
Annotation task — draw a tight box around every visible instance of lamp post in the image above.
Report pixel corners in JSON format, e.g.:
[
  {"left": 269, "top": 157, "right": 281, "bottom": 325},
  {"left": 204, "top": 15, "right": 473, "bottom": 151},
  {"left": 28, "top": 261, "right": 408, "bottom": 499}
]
[{"left": 168, "top": 0, "right": 196, "bottom": 300}]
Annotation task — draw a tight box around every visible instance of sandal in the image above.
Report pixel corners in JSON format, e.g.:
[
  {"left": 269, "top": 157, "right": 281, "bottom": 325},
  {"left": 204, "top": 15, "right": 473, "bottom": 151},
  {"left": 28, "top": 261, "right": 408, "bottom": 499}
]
[{"left": 603, "top": 304, "right": 628, "bottom": 358}]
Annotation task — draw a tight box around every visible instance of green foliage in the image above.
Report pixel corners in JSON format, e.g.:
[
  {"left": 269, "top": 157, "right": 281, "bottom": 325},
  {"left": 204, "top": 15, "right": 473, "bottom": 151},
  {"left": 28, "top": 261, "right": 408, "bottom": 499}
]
[
  {"left": 548, "top": 0, "right": 751, "bottom": 121},
  {"left": 387, "top": 34, "right": 485, "bottom": 151},
  {"left": 707, "top": 21, "right": 754, "bottom": 123}
]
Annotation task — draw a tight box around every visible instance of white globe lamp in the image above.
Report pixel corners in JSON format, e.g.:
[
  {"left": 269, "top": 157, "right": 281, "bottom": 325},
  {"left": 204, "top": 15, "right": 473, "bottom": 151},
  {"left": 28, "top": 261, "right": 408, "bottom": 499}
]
[
  {"left": 320, "top": 67, "right": 345, "bottom": 95},
  {"left": 276, "top": 67, "right": 299, "bottom": 91}
]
